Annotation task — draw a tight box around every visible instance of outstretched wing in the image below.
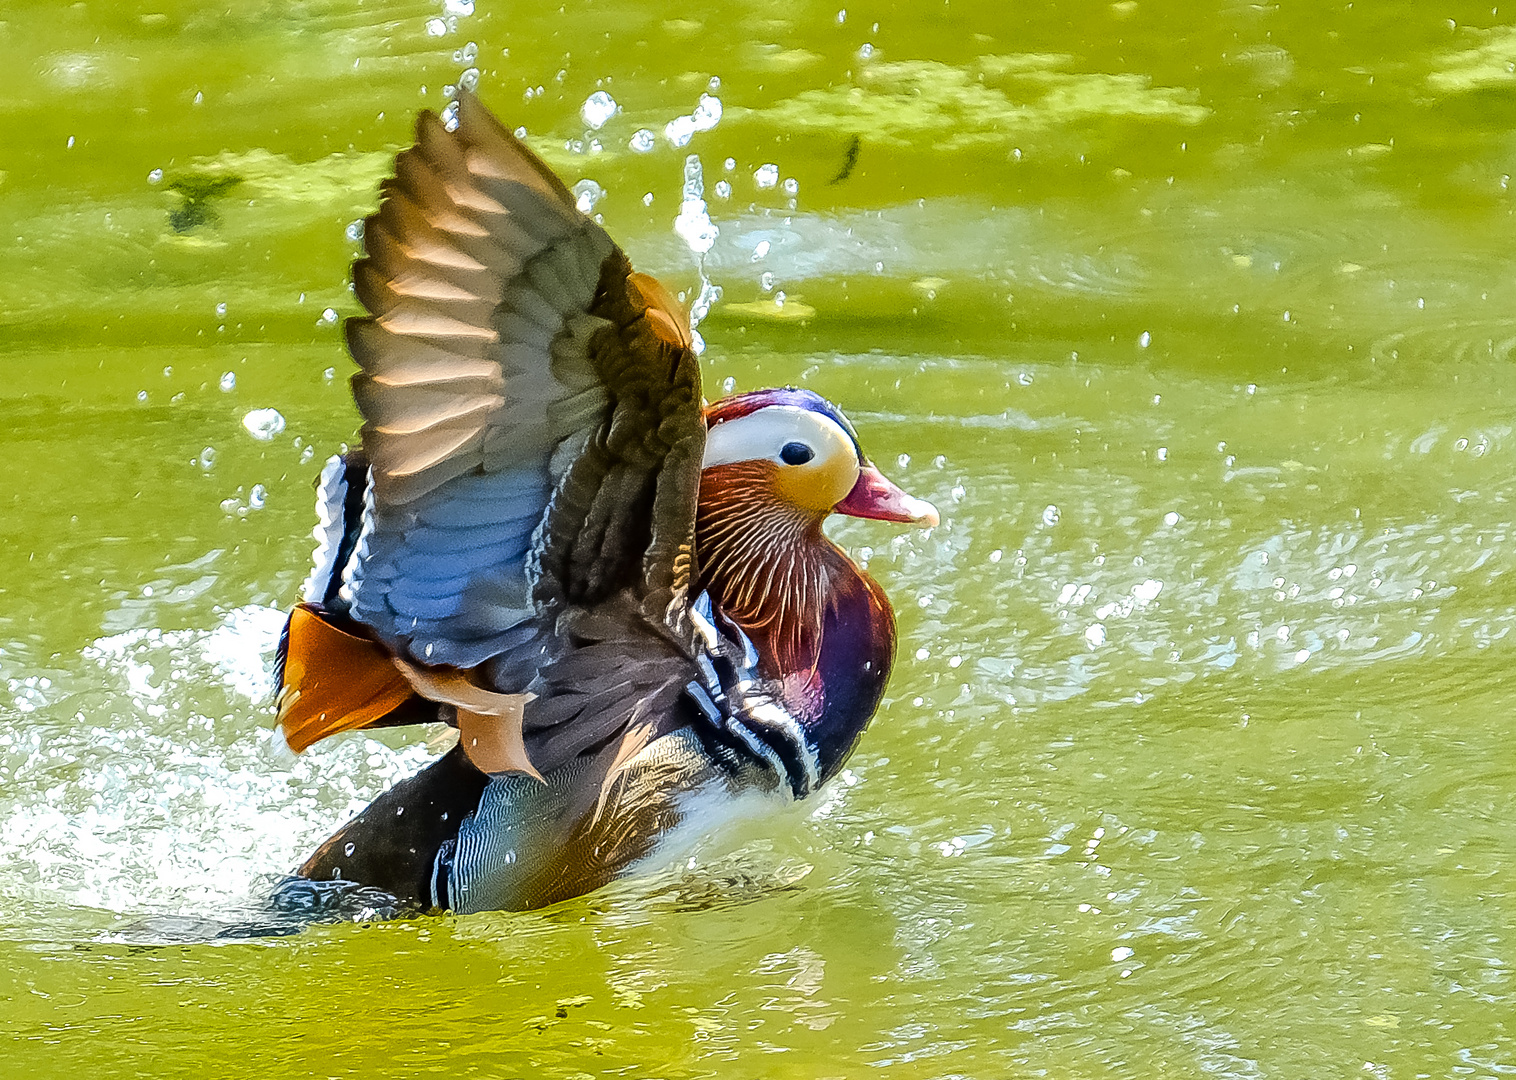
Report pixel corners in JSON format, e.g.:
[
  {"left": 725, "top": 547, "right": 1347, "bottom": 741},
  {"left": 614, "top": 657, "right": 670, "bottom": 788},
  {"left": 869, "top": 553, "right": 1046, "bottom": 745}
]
[{"left": 336, "top": 90, "right": 704, "bottom": 671}]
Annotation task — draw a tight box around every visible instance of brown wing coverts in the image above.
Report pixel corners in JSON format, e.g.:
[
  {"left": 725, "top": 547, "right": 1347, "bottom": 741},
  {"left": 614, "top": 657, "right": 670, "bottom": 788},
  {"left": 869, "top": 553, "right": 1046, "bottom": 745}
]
[{"left": 340, "top": 91, "right": 704, "bottom": 669}]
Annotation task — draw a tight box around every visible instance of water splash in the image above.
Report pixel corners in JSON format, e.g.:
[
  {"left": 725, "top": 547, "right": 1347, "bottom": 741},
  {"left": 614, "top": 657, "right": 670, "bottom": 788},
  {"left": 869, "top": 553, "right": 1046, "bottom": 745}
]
[
  {"left": 673, "top": 156, "right": 721, "bottom": 353},
  {"left": 0, "top": 606, "right": 439, "bottom": 919},
  {"left": 664, "top": 93, "right": 722, "bottom": 148},
  {"left": 674, "top": 156, "right": 718, "bottom": 256}
]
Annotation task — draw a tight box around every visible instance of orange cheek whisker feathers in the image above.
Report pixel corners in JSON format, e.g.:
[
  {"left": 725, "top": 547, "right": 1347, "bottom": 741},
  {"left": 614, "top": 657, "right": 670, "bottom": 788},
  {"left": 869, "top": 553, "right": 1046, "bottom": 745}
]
[{"left": 695, "top": 460, "right": 839, "bottom": 677}]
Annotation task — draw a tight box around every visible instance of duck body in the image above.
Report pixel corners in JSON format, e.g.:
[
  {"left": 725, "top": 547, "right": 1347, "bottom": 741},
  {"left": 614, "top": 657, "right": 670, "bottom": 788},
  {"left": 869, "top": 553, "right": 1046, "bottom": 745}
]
[{"left": 273, "top": 92, "right": 935, "bottom": 914}]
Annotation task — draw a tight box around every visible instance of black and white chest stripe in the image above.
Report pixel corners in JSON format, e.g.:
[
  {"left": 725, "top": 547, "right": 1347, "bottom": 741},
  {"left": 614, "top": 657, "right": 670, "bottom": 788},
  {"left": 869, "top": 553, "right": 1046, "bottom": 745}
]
[{"left": 683, "top": 593, "right": 819, "bottom": 800}]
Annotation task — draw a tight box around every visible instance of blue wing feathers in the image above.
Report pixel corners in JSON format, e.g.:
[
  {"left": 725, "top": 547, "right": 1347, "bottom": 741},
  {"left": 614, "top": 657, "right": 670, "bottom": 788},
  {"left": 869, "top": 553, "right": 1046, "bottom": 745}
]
[{"left": 330, "top": 93, "right": 698, "bottom": 674}]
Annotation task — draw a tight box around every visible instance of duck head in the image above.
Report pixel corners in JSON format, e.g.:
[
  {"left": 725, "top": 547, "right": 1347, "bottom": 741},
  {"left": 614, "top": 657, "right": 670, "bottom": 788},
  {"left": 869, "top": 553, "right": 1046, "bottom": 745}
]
[
  {"left": 702, "top": 388, "right": 940, "bottom": 530},
  {"left": 695, "top": 387, "right": 937, "bottom": 732}
]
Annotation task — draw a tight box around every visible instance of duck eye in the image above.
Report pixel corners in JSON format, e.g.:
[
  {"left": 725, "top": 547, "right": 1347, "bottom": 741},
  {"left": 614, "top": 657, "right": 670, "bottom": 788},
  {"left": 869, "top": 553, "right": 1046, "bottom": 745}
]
[{"left": 779, "top": 441, "right": 814, "bottom": 466}]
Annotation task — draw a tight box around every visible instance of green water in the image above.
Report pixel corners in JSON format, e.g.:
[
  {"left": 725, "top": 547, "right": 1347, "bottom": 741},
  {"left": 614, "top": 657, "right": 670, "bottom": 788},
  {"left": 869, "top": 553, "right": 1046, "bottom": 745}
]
[{"left": 6, "top": 0, "right": 1516, "bottom": 1073}]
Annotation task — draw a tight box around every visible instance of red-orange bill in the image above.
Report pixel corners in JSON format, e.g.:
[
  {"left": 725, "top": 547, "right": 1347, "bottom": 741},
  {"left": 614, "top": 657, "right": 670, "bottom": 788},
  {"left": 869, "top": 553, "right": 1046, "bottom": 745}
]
[{"left": 834, "top": 464, "right": 939, "bottom": 527}]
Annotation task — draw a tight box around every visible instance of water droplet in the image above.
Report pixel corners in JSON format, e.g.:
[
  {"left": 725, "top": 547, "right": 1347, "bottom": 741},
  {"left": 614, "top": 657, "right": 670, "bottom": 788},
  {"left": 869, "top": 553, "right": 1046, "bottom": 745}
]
[
  {"left": 199, "top": 447, "right": 217, "bottom": 469},
  {"left": 859, "top": 42, "right": 875, "bottom": 59},
  {"left": 248, "top": 484, "right": 266, "bottom": 510},
  {"left": 425, "top": 17, "right": 447, "bottom": 36},
  {"left": 1112, "top": 946, "right": 1134, "bottom": 962},
  {"left": 571, "top": 178, "right": 605, "bottom": 214},
  {"left": 1138, "top": 331, "right": 1152, "bottom": 348},
  {"left": 580, "top": 90, "right": 618, "bottom": 130},
  {"left": 242, "top": 408, "right": 286, "bottom": 441},
  {"left": 345, "top": 219, "right": 365, "bottom": 242},
  {"left": 344, "top": 842, "right": 356, "bottom": 857},
  {"left": 147, "top": 168, "right": 163, "bottom": 184},
  {"left": 219, "top": 371, "right": 236, "bottom": 392},
  {"left": 320, "top": 308, "right": 338, "bottom": 325},
  {"left": 628, "top": 128, "right": 655, "bottom": 153},
  {"left": 673, "top": 155, "right": 718, "bottom": 255},
  {"left": 760, "top": 271, "right": 774, "bottom": 291},
  {"left": 753, "top": 163, "right": 779, "bottom": 189},
  {"left": 691, "top": 94, "right": 721, "bottom": 132},
  {"left": 136, "top": 390, "right": 148, "bottom": 403},
  {"left": 713, "top": 179, "right": 731, "bottom": 199},
  {"left": 664, "top": 114, "right": 697, "bottom": 147},
  {"left": 751, "top": 239, "right": 771, "bottom": 261},
  {"left": 782, "top": 177, "right": 799, "bottom": 195},
  {"left": 1042, "top": 504, "right": 1061, "bottom": 527}
]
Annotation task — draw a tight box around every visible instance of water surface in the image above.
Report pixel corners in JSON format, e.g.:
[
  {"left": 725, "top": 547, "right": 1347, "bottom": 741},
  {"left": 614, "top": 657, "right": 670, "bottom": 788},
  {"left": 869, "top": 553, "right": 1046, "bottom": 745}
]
[{"left": 5, "top": 0, "right": 1516, "bottom": 1075}]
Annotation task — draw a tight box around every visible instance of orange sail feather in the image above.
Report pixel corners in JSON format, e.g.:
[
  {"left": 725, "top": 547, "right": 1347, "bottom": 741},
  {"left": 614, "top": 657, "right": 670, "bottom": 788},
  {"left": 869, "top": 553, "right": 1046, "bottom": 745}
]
[{"left": 276, "top": 604, "right": 415, "bottom": 753}]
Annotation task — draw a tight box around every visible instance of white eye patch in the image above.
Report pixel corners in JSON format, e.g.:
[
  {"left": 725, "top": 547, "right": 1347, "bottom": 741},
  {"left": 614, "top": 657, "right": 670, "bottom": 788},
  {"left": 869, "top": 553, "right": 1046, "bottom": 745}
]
[{"left": 703, "top": 405, "right": 857, "bottom": 471}]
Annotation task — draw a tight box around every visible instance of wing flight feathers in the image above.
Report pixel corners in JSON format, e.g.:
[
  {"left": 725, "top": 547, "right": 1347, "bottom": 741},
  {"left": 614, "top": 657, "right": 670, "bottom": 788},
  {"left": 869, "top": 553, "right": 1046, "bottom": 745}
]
[{"left": 325, "top": 89, "right": 705, "bottom": 696}]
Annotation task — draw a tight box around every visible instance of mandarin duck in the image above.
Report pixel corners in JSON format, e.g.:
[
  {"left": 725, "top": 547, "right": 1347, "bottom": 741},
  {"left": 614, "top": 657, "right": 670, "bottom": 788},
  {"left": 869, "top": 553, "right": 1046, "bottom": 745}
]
[{"left": 272, "top": 91, "right": 938, "bottom": 915}]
